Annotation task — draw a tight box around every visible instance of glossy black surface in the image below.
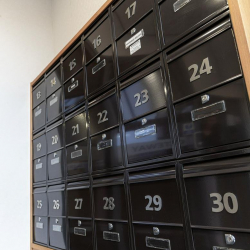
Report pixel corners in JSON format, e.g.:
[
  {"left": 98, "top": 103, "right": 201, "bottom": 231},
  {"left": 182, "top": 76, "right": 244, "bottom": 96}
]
[
  {"left": 193, "top": 229, "right": 250, "bottom": 250},
  {"left": 33, "top": 81, "right": 45, "bottom": 108},
  {"left": 116, "top": 12, "right": 160, "bottom": 75},
  {"left": 159, "top": 0, "right": 228, "bottom": 47},
  {"left": 47, "top": 88, "right": 63, "bottom": 122},
  {"left": 86, "top": 47, "right": 115, "bottom": 96},
  {"left": 47, "top": 149, "right": 64, "bottom": 180},
  {"left": 33, "top": 187, "right": 47, "bottom": 216},
  {"left": 34, "top": 216, "right": 48, "bottom": 245},
  {"left": 95, "top": 221, "right": 130, "bottom": 250},
  {"left": 33, "top": 102, "right": 46, "bottom": 131},
  {"left": 64, "top": 70, "right": 85, "bottom": 111},
  {"left": 33, "top": 134, "right": 46, "bottom": 159},
  {"left": 133, "top": 224, "right": 186, "bottom": 250},
  {"left": 85, "top": 17, "right": 112, "bottom": 63},
  {"left": 94, "top": 183, "right": 127, "bottom": 220},
  {"left": 67, "top": 185, "right": 91, "bottom": 218},
  {"left": 66, "top": 140, "right": 88, "bottom": 176},
  {"left": 169, "top": 29, "right": 241, "bottom": 102},
  {"left": 65, "top": 112, "right": 87, "bottom": 146},
  {"left": 125, "top": 109, "right": 173, "bottom": 164},
  {"left": 46, "top": 66, "right": 62, "bottom": 97},
  {"left": 175, "top": 79, "right": 250, "bottom": 154},
  {"left": 91, "top": 127, "right": 122, "bottom": 172},
  {"left": 33, "top": 156, "right": 46, "bottom": 183},
  {"left": 69, "top": 219, "right": 92, "bottom": 250},
  {"left": 185, "top": 171, "right": 250, "bottom": 229},
  {"left": 48, "top": 184, "right": 65, "bottom": 217},
  {"left": 112, "top": 0, "right": 154, "bottom": 39},
  {"left": 89, "top": 94, "right": 119, "bottom": 135},
  {"left": 46, "top": 124, "right": 64, "bottom": 154},
  {"left": 121, "top": 69, "right": 166, "bottom": 122},
  {"left": 63, "top": 45, "right": 83, "bottom": 82},
  {"left": 49, "top": 217, "right": 66, "bottom": 250},
  {"left": 130, "top": 179, "right": 182, "bottom": 223}
]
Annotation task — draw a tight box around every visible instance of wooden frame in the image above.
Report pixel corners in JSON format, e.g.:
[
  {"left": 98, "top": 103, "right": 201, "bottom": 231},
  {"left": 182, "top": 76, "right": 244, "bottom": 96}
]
[{"left": 30, "top": 1, "right": 250, "bottom": 250}]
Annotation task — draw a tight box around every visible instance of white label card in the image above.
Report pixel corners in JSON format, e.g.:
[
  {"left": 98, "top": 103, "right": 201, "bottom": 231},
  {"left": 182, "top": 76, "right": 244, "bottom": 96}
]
[
  {"left": 50, "top": 96, "right": 58, "bottom": 106},
  {"left": 130, "top": 40, "right": 141, "bottom": 55},
  {"left": 125, "top": 29, "right": 144, "bottom": 49}
]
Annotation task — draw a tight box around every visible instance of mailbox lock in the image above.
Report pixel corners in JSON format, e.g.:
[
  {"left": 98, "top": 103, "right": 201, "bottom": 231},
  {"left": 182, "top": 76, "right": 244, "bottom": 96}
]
[
  {"left": 71, "top": 78, "right": 75, "bottom": 83},
  {"left": 97, "top": 57, "right": 101, "bottom": 63},
  {"left": 225, "top": 234, "right": 236, "bottom": 245},
  {"left": 52, "top": 93, "right": 56, "bottom": 98},
  {"left": 153, "top": 227, "right": 160, "bottom": 236},
  {"left": 102, "top": 134, "right": 107, "bottom": 140},
  {"left": 78, "top": 220, "right": 81, "bottom": 227},
  {"left": 54, "top": 153, "right": 57, "bottom": 157},
  {"left": 74, "top": 145, "right": 78, "bottom": 150},
  {"left": 55, "top": 219, "right": 59, "bottom": 224},
  {"left": 142, "top": 118, "right": 147, "bottom": 126},
  {"left": 131, "top": 28, "right": 136, "bottom": 35},
  {"left": 108, "top": 223, "right": 113, "bottom": 231},
  {"left": 201, "top": 94, "right": 210, "bottom": 104},
  {"left": 38, "top": 217, "right": 41, "bottom": 222}
]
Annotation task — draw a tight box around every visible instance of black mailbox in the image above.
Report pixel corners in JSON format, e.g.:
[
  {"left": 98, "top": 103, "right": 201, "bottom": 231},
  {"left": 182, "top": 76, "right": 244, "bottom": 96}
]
[
  {"left": 47, "top": 149, "right": 64, "bottom": 180},
  {"left": 49, "top": 217, "right": 66, "bottom": 249},
  {"left": 48, "top": 184, "right": 65, "bottom": 217},
  {"left": 33, "top": 187, "right": 47, "bottom": 217}
]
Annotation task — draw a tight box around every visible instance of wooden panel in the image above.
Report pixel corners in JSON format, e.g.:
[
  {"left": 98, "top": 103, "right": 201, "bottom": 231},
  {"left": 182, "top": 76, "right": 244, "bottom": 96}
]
[{"left": 228, "top": 0, "right": 250, "bottom": 100}]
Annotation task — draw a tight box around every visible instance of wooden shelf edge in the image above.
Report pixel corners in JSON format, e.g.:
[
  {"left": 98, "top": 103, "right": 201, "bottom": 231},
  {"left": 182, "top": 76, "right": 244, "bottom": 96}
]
[
  {"left": 31, "top": 243, "right": 53, "bottom": 250},
  {"left": 228, "top": 0, "right": 250, "bottom": 99},
  {"left": 30, "top": 0, "right": 113, "bottom": 87}
]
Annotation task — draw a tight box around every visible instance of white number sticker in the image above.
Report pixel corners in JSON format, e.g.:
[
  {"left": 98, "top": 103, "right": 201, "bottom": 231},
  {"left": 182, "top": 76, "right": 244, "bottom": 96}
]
[
  {"left": 134, "top": 89, "right": 149, "bottom": 107},
  {"left": 97, "top": 110, "right": 108, "bottom": 124},
  {"left": 103, "top": 197, "right": 115, "bottom": 210},
  {"left": 210, "top": 192, "right": 238, "bottom": 214},
  {"left": 52, "top": 135, "right": 59, "bottom": 145},
  {"left": 125, "top": 1, "right": 137, "bottom": 19},
  {"left": 92, "top": 35, "right": 102, "bottom": 49},
  {"left": 145, "top": 195, "right": 162, "bottom": 211},
  {"left": 72, "top": 124, "right": 79, "bottom": 136},
  {"left": 188, "top": 57, "right": 213, "bottom": 82},
  {"left": 37, "top": 200, "right": 42, "bottom": 209},
  {"left": 75, "top": 198, "right": 83, "bottom": 210},
  {"left": 53, "top": 200, "right": 60, "bottom": 210}
]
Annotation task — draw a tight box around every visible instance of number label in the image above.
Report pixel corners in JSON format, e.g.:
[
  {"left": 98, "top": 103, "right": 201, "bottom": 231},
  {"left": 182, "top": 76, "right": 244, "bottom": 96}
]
[
  {"left": 97, "top": 110, "right": 108, "bottom": 124},
  {"left": 52, "top": 135, "right": 59, "bottom": 145},
  {"left": 75, "top": 198, "right": 83, "bottom": 210},
  {"left": 37, "top": 200, "right": 42, "bottom": 209},
  {"left": 72, "top": 124, "right": 79, "bottom": 136},
  {"left": 210, "top": 192, "right": 238, "bottom": 214},
  {"left": 145, "top": 195, "right": 162, "bottom": 211},
  {"left": 69, "top": 58, "right": 76, "bottom": 71},
  {"left": 92, "top": 35, "right": 102, "bottom": 49},
  {"left": 53, "top": 200, "right": 60, "bottom": 210},
  {"left": 125, "top": 1, "right": 137, "bottom": 19},
  {"left": 103, "top": 197, "right": 115, "bottom": 210},
  {"left": 134, "top": 89, "right": 149, "bottom": 107},
  {"left": 188, "top": 57, "right": 213, "bottom": 82}
]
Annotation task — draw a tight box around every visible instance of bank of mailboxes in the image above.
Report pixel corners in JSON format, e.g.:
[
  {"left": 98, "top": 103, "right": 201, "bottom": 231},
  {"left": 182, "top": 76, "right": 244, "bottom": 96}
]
[{"left": 32, "top": 0, "right": 250, "bottom": 249}]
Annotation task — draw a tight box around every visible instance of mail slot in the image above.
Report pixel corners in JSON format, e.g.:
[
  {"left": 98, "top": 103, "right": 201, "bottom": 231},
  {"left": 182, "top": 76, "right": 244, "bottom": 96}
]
[
  {"left": 158, "top": 0, "right": 228, "bottom": 47},
  {"left": 93, "top": 175, "right": 127, "bottom": 220},
  {"left": 116, "top": 12, "right": 160, "bottom": 76},
  {"left": 63, "top": 44, "right": 83, "bottom": 82},
  {"left": 49, "top": 217, "right": 66, "bottom": 250},
  {"left": 84, "top": 16, "right": 112, "bottom": 63},
  {"left": 47, "top": 149, "right": 64, "bottom": 180},
  {"left": 69, "top": 219, "right": 92, "bottom": 250},
  {"left": 47, "top": 184, "right": 65, "bottom": 217},
  {"left": 65, "top": 112, "right": 87, "bottom": 146},
  {"left": 33, "top": 134, "right": 46, "bottom": 159},
  {"left": 47, "top": 88, "right": 63, "bottom": 122},
  {"left": 91, "top": 127, "right": 122, "bottom": 172},
  {"left": 125, "top": 109, "right": 173, "bottom": 164},
  {"left": 120, "top": 67, "right": 166, "bottom": 122},
  {"left": 64, "top": 70, "right": 85, "bottom": 111},
  {"left": 67, "top": 181, "right": 91, "bottom": 218},
  {"left": 133, "top": 224, "right": 186, "bottom": 250},
  {"left": 175, "top": 78, "right": 250, "bottom": 154},
  {"left": 46, "top": 124, "right": 64, "bottom": 154},
  {"left": 46, "top": 65, "right": 62, "bottom": 97},
  {"left": 193, "top": 229, "right": 250, "bottom": 250},
  {"left": 86, "top": 47, "right": 115, "bottom": 96},
  {"left": 95, "top": 221, "right": 130, "bottom": 250},
  {"left": 168, "top": 20, "right": 241, "bottom": 102},
  {"left": 34, "top": 216, "right": 48, "bottom": 245},
  {"left": 88, "top": 91, "right": 119, "bottom": 135},
  {"left": 66, "top": 140, "right": 88, "bottom": 176},
  {"left": 184, "top": 156, "right": 250, "bottom": 230},
  {"left": 33, "top": 187, "right": 47, "bottom": 216},
  {"left": 33, "top": 102, "right": 46, "bottom": 131},
  {"left": 33, "top": 80, "right": 45, "bottom": 108},
  {"left": 33, "top": 156, "right": 46, "bottom": 183},
  {"left": 129, "top": 168, "right": 182, "bottom": 224},
  {"left": 112, "top": 0, "right": 154, "bottom": 39}
]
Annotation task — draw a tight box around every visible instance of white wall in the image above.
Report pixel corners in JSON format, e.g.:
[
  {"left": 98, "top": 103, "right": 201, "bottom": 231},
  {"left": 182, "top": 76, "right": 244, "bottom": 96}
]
[
  {"left": 51, "top": 0, "right": 107, "bottom": 54},
  {"left": 0, "top": 0, "right": 54, "bottom": 249}
]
